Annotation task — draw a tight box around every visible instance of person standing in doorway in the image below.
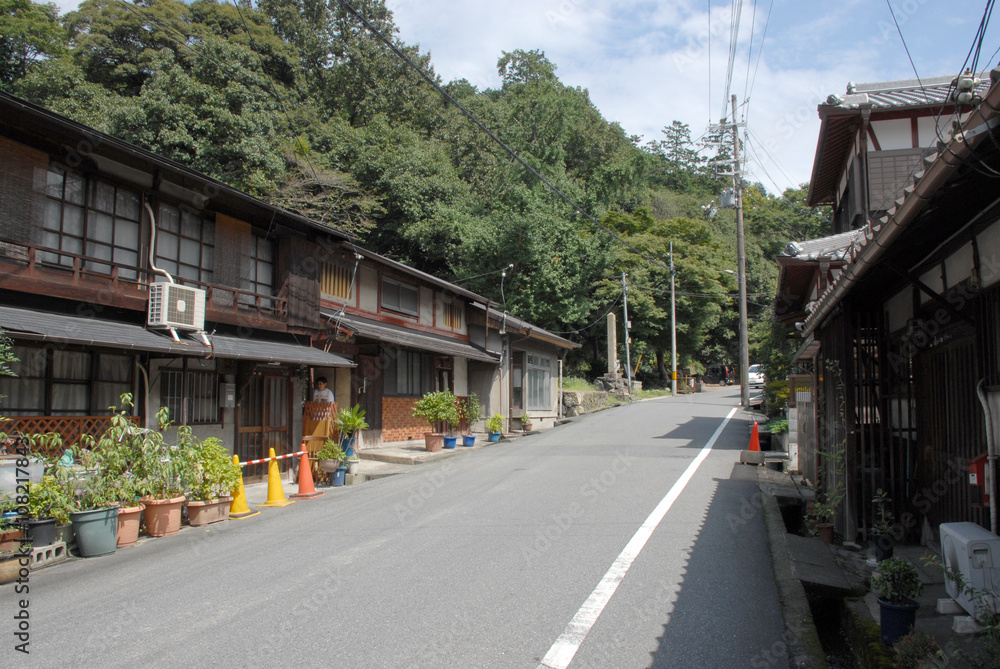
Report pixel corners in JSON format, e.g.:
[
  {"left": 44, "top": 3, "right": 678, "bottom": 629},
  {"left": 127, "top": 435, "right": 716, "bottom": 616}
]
[{"left": 313, "top": 376, "right": 335, "bottom": 403}]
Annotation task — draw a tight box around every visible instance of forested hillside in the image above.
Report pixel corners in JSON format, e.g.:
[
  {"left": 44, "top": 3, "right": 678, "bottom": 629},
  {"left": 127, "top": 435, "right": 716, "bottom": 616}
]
[{"left": 1, "top": 0, "right": 829, "bottom": 384}]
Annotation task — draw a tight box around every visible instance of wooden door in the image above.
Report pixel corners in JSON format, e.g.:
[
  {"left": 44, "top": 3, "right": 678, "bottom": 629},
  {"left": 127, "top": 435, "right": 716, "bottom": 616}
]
[
  {"left": 236, "top": 371, "right": 291, "bottom": 478},
  {"left": 355, "top": 355, "right": 383, "bottom": 448}
]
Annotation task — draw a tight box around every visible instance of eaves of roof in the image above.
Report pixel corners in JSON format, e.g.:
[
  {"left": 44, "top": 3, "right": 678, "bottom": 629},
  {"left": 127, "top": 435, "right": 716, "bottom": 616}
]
[{"left": 802, "top": 70, "right": 1000, "bottom": 338}]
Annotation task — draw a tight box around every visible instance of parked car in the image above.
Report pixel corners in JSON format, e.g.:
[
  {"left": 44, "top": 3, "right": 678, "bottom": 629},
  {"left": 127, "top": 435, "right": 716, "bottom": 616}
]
[
  {"left": 703, "top": 364, "right": 734, "bottom": 385},
  {"left": 747, "top": 364, "right": 765, "bottom": 389}
]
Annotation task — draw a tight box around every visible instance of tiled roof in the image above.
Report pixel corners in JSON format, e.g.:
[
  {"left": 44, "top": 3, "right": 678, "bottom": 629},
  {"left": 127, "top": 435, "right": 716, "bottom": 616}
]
[
  {"left": 821, "top": 74, "right": 991, "bottom": 111},
  {"left": 780, "top": 229, "right": 866, "bottom": 261}
]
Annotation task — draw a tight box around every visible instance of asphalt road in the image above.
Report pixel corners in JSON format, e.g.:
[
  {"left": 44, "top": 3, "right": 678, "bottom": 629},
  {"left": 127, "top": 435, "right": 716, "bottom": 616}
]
[{"left": 10, "top": 388, "right": 788, "bottom": 668}]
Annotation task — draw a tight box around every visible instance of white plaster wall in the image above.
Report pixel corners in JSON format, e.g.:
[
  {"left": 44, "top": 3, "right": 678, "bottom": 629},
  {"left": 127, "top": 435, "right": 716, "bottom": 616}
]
[
  {"left": 919, "top": 266, "right": 944, "bottom": 304},
  {"left": 945, "top": 241, "right": 975, "bottom": 288},
  {"left": 977, "top": 219, "right": 1000, "bottom": 287},
  {"left": 453, "top": 357, "right": 468, "bottom": 396},
  {"left": 885, "top": 287, "right": 912, "bottom": 334},
  {"left": 917, "top": 116, "right": 952, "bottom": 148},
  {"left": 871, "top": 119, "right": 913, "bottom": 150},
  {"left": 359, "top": 266, "right": 378, "bottom": 313}
]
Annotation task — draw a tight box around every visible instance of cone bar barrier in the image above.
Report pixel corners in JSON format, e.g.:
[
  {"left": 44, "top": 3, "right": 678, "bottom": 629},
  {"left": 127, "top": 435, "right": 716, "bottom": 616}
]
[
  {"left": 229, "top": 454, "right": 260, "bottom": 519},
  {"left": 290, "top": 445, "right": 324, "bottom": 499}
]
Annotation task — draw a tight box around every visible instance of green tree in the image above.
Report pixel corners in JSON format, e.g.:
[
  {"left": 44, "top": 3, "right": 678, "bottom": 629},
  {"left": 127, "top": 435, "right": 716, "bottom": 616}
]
[{"left": 0, "top": 0, "right": 65, "bottom": 90}]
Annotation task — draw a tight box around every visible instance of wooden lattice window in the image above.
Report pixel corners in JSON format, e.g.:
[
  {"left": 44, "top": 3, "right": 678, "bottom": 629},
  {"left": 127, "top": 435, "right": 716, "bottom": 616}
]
[{"left": 321, "top": 261, "right": 353, "bottom": 300}]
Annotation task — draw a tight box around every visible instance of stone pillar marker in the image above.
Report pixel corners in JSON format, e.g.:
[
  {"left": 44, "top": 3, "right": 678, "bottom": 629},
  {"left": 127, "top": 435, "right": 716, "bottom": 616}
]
[{"left": 607, "top": 313, "right": 617, "bottom": 374}]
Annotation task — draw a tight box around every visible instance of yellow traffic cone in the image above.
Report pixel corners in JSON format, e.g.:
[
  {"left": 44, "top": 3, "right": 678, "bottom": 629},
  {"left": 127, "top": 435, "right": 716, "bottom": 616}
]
[
  {"left": 229, "top": 455, "right": 260, "bottom": 519},
  {"left": 261, "top": 448, "right": 295, "bottom": 507}
]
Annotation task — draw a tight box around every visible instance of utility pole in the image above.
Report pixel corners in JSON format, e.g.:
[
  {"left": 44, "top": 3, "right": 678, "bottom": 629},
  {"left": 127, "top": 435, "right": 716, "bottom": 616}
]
[
  {"left": 621, "top": 271, "right": 633, "bottom": 396},
  {"left": 670, "top": 242, "right": 677, "bottom": 397},
  {"left": 732, "top": 94, "right": 749, "bottom": 410}
]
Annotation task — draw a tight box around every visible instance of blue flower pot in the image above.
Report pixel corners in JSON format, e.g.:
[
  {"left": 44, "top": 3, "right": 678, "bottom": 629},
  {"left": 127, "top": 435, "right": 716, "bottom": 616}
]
[
  {"left": 443, "top": 436, "right": 457, "bottom": 449},
  {"left": 488, "top": 432, "right": 501, "bottom": 442},
  {"left": 462, "top": 435, "right": 476, "bottom": 447}
]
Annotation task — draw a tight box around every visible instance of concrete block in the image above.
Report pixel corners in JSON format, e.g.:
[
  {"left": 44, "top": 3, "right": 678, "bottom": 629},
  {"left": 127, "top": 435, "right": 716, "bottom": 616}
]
[
  {"left": 937, "top": 598, "right": 965, "bottom": 615},
  {"left": 740, "top": 450, "right": 765, "bottom": 465},
  {"left": 952, "top": 616, "right": 982, "bottom": 634},
  {"left": 30, "top": 541, "right": 67, "bottom": 570}
]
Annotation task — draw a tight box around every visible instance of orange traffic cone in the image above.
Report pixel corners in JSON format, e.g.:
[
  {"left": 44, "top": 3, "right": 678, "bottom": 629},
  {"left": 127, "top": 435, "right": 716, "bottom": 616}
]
[
  {"left": 749, "top": 422, "right": 760, "bottom": 452},
  {"left": 229, "top": 455, "right": 260, "bottom": 519},
  {"left": 290, "top": 449, "right": 324, "bottom": 499},
  {"left": 261, "top": 448, "right": 295, "bottom": 507}
]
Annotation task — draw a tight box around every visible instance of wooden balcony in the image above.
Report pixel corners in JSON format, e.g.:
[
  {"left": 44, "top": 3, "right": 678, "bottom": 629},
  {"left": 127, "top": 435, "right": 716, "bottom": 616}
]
[
  {"left": 0, "top": 415, "right": 141, "bottom": 459},
  {"left": 0, "top": 237, "right": 294, "bottom": 331}
]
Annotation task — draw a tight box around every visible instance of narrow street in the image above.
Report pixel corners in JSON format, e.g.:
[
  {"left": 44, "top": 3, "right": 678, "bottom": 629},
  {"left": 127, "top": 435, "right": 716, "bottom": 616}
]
[{"left": 18, "top": 389, "right": 788, "bottom": 668}]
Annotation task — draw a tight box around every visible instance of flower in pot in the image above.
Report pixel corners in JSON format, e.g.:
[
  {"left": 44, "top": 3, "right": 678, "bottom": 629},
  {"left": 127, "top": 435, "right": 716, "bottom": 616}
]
[
  {"left": 0, "top": 491, "right": 23, "bottom": 553},
  {"left": 807, "top": 501, "right": 835, "bottom": 543},
  {"left": 333, "top": 404, "right": 369, "bottom": 455},
  {"left": 184, "top": 437, "right": 241, "bottom": 527},
  {"left": 412, "top": 390, "right": 460, "bottom": 452},
  {"left": 871, "top": 556, "right": 924, "bottom": 645},
  {"left": 131, "top": 405, "right": 187, "bottom": 537},
  {"left": 871, "top": 488, "right": 895, "bottom": 561},
  {"left": 485, "top": 413, "right": 504, "bottom": 442}
]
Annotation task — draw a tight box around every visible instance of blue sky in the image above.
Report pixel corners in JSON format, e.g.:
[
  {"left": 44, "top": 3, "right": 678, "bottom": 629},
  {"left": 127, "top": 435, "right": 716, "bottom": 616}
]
[
  {"left": 50, "top": 0, "right": 1000, "bottom": 194},
  {"left": 385, "top": 0, "right": 1000, "bottom": 193}
]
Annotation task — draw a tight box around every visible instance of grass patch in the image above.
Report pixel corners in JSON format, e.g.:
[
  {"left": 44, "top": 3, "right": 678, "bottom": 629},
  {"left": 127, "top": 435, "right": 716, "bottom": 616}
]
[
  {"left": 634, "top": 388, "right": 671, "bottom": 399},
  {"left": 561, "top": 376, "right": 597, "bottom": 391}
]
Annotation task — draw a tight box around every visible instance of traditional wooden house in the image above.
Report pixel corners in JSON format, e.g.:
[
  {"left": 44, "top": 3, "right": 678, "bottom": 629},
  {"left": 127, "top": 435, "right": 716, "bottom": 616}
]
[
  {"left": 0, "top": 92, "right": 577, "bottom": 475},
  {"left": 778, "top": 70, "right": 1000, "bottom": 544}
]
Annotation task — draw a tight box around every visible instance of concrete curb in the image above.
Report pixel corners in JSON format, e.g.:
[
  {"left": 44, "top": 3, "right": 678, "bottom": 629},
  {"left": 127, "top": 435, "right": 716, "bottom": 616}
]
[{"left": 757, "top": 467, "right": 829, "bottom": 669}]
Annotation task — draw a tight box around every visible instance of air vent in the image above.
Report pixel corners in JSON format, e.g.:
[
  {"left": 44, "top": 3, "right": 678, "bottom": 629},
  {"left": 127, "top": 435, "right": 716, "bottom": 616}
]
[{"left": 148, "top": 283, "right": 206, "bottom": 331}]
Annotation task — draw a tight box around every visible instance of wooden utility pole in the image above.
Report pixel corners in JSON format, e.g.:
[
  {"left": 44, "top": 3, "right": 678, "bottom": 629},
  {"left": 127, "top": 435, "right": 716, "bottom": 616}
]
[{"left": 732, "top": 94, "right": 749, "bottom": 409}]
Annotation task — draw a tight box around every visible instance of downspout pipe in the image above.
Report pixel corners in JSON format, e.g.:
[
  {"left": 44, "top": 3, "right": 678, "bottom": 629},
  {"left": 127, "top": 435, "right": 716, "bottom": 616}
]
[
  {"left": 803, "top": 78, "right": 1000, "bottom": 338},
  {"left": 977, "top": 380, "right": 999, "bottom": 535}
]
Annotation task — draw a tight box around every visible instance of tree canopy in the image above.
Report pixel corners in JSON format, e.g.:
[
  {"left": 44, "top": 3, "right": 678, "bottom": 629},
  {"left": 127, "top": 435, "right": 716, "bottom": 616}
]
[{"left": 6, "top": 0, "right": 830, "bottom": 385}]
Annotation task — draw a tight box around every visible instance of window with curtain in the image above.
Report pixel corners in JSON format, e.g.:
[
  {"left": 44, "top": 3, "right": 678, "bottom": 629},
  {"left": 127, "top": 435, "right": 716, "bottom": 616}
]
[
  {"left": 384, "top": 349, "right": 429, "bottom": 396},
  {"left": 155, "top": 203, "right": 215, "bottom": 286},
  {"left": 526, "top": 354, "right": 552, "bottom": 411},
  {"left": 0, "top": 346, "right": 47, "bottom": 416}
]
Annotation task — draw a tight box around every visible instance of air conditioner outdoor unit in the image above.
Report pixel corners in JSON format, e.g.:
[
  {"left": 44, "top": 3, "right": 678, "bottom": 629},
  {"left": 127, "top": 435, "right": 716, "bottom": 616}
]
[
  {"left": 148, "top": 282, "right": 206, "bottom": 331},
  {"left": 940, "top": 522, "right": 1000, "bottom": 619}
]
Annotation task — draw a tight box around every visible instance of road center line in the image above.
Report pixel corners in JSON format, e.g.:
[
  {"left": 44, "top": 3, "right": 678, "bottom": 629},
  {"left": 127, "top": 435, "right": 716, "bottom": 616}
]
[{"left": 537, "top": 407, "right": 739, "bottom": 669}]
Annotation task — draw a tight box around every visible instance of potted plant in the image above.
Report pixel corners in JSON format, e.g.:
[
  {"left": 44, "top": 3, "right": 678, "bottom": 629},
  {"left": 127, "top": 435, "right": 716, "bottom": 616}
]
[
  {"left": 0, "top": 491, "right": 22, "bottom": 553},
  {"left": 412, "top": 390, "right": 460, "bottom": 452},
  {"left": 134, "top": 405, "right": 187, "bottom": 538},
  {"left": 871, "top": 556, "right": 924, "bottom": 645},
  {"left": 333, "top": 404, "right": 369, "bottom": 456},
  {"left": 316, "top": 440, "right": 347, "bottom": 486},
  {"left": 485, "top": 413, "right": 504, "bottom": 442},
  {"left": 69, "top": 469, "right": 121, "bottom": 558},
  {"left": 185, "top": 437, "right": 241, "bottom": 527},
  {"left": 520, "top": 411, "right": 534, "bottom": 432},
  {"left": 871, "top": 488, "right": 895, "bottom": 561},
  {"left": 22, "top": 474, "right": 73, "bottom": 547},
  {"left": 807, "top": 501, "right": 835, "bottom": 543},
  {"left": 458, "top": 393, "right": 483, "bottom": 447}
]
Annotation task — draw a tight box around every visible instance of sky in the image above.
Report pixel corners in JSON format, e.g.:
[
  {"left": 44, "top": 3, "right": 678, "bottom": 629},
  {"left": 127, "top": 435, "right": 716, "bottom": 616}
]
[{"left": 49, "top": 0, "right": 1000, "bottom": 195}]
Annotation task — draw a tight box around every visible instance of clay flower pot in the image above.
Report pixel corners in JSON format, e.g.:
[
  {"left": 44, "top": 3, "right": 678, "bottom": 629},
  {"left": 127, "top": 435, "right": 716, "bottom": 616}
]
[
  {"left": 424, "top": 433, "right": 444, "bottom": 452},
  {"left": 142, "top": 496, "right": 185, "bottom": 537},
  {"left": 116, "top": 504, "right": 145, "bottom": 547},
  {"left": 187, "top": 497, "right": 231, "bottom": 526}
]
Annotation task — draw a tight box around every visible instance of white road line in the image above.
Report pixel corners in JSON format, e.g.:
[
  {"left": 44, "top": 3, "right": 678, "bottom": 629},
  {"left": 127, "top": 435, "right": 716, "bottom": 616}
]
[{"left": 537, "top": 407, "right": 739, "bottom": 669}]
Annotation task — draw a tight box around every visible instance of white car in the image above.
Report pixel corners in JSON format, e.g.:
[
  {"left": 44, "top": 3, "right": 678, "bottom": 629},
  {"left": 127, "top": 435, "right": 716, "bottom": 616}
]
[{"left": 747, "top": 364, "right": 765, "bottom": 389}]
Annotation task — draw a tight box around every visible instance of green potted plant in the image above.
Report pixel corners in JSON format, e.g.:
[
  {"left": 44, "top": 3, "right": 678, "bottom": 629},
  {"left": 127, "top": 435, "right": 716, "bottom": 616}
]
[
  {"left": 871, "top": 556, "right": 924, "bottom": 645},
  {"left": 485, "top": 413, "right": 504, "bottom": 442},
  {"left": 458, "top": 393, "right": 483, "bottom": 446},
  {"left": 185, "top": 437, "right": 241, "bottom": 527},
  {"left": 520, "top": 411, "right": 534, "bottom": 432},
  {"left": 333, "top": 404, "right": 369, "bottom": 455},
  {"left": 0, "top": 491, "right": 23, "bottom": 553},
  {"left": 316, "top": 440, "right": 347, "bottom": 486},
  {"left": 412, "top": 390, "right": 460, "bottom": 452},
  {"left": 871, "top": 488, "right": 895, "bottom": 561},
  {"left": 69, "top": 467, "right": 121, "bottom": 558},
  {"left": 22, "top": 474, "right": 73, "bottom": 547},
  {"left": 807, "top": 501, "right": 835, "bottom": 543},
  {"left": 133, "top": 405, "right": 187, "bottom": 538}
]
